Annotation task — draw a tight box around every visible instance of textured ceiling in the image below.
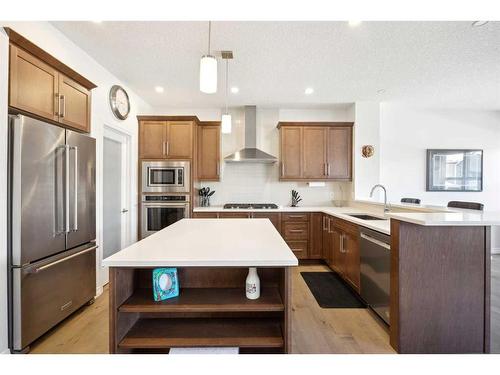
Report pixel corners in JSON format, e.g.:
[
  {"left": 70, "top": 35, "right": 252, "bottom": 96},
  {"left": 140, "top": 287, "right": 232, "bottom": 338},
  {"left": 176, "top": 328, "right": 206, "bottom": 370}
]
[{"left": 51, "top": 21, "right": 500, "bottom": 109}]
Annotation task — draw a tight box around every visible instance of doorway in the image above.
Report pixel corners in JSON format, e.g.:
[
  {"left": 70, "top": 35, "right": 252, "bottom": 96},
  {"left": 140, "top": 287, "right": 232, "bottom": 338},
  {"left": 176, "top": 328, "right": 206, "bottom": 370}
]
[{"left": 102, "top": 126, "right": 132, "bottom": 285}]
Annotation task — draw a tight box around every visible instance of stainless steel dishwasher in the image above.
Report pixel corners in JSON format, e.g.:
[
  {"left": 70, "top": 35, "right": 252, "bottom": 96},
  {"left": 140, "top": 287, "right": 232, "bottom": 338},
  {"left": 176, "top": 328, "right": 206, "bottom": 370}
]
[{"left": 359, "top": 228, "right": 391, "bottom": 325}]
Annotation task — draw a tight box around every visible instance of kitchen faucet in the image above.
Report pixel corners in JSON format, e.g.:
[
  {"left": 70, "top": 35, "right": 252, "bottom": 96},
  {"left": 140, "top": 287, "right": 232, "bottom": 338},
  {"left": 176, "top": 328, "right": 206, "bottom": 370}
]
[{"left": 370, "top": 184, "right": 390, "bottom": 213}]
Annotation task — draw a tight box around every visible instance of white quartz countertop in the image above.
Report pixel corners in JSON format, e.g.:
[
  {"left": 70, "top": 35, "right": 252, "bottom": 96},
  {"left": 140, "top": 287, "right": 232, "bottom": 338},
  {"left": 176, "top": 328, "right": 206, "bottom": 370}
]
[
  {"left": 102, "top": 219, "right": 299, "bottom": 267},
  {"left": 194, "top": 205, "right": 391, "bottom": 234},
  {"left": 386, "top": 211, "right": 500, "bottom": 226}
]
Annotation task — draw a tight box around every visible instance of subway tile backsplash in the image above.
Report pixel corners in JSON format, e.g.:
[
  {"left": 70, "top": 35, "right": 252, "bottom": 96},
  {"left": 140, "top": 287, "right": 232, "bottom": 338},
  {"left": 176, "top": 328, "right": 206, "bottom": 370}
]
[{"left": 198, "top": 162, "right": 352, "bottom": 207}]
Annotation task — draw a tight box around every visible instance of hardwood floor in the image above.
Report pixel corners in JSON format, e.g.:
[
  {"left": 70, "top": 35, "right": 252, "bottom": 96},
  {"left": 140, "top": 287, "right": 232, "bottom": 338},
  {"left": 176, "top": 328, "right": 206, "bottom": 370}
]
[{"left": 29, "top": 259, "right": 499, "bottom": 354}]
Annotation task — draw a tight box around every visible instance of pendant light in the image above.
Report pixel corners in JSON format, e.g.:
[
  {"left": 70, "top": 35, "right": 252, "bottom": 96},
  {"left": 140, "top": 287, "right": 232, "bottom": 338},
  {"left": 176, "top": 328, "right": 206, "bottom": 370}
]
[
  {"left": 221, "top": 51, "right": 233, "bottom": 134},
  {"left": 199, "top": 21, "right": 217, "bottom": 94}
]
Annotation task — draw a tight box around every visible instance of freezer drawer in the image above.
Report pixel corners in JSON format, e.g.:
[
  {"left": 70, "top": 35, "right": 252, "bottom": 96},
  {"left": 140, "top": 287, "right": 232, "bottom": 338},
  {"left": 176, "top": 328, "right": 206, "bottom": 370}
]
[{"left": 12, "top": 243, "right": 96, "bottom": 351}]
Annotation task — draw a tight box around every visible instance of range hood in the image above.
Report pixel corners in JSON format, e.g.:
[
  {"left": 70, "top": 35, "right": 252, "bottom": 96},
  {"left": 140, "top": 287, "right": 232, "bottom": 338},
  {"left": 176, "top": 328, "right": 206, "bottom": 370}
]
[{"left": 224, "top": 106, "right": 278, "bottom": 163}]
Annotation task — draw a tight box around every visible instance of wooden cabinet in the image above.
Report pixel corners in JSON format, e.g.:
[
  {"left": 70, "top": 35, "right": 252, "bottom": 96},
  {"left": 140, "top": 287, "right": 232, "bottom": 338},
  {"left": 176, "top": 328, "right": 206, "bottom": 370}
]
[
  {"left": 285, "top": 240, "right": 308, "bottom": 259},
  {"left": 139, "top": 119, "right": 194, "bottom": 159},
  {"left": 343, "top": 231, "right": 360, "bottom": 291},
  {"left": 282, "top": 212, "right": 310, "bottom": 259},
  {"left": 282, "top": 222, "right": 309, "bottom": 240},
  {"left": 309, "top": 213, "right": 324, "bottom": 259},
  {"left": 197, "top": 123, "right": 221, "bottom": 180},
  {"left": 279, "top": 126, "right": 302, "bottom": 179},
  {"left": 58, "top": 74, "right": 91, "bottom": 132},
  {"left": 302, "top": 127, "right": 327, "bottom": 178},
  {"left": 192, "top": 212, "right": 219, "bottom": 218},
  {"left": 219, "top": 212, "right": 250, "bottom": 218},
  {"left": 9, "top": 42, "right": 93, "bottom": 133},
  {"left": 252, "top": 212, "right": 281, "bottom": 232},
  {"left": 326, "top": 126, "right": 352, "bottom": 180},
  {"left": 277, "top": 122, "right": 353, "bottom": 181}
]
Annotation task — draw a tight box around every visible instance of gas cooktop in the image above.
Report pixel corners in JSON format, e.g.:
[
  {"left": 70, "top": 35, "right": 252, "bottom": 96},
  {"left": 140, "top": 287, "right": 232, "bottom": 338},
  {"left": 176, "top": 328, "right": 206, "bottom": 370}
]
[{"left": 223, "top": 203, "right": 279, "bottom": 209}]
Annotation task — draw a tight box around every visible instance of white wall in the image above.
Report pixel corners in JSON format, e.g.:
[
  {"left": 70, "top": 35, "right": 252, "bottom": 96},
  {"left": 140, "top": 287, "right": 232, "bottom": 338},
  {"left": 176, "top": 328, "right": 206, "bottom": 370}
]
[
  {"left": 353, "top": 102, "right": 381, "bottom": 200},
  {"left": 0, "top": 22, "right": 151, "bottom": 353}
]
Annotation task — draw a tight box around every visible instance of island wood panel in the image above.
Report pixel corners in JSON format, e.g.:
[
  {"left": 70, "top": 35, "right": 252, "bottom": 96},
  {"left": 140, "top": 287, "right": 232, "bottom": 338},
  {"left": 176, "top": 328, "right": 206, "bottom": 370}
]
[
  {"left": 390, "top": 220, "right": 490, "bottom": 353},
  {"left": 302, "top": 127, "right": 327, "bottom": 178},
  {"left": 280, "top": 126, "right": 302, "bottom": 179},
  {"left": 326, "top": 126, "right": 352, "bottom": 180},
  {"left": 9, "top": 44, "right": 59, "bottom": 122}
]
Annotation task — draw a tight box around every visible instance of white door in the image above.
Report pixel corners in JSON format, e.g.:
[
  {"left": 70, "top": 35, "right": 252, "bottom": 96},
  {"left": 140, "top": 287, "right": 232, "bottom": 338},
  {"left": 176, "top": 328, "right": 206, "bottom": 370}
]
[{"left": 102, "top": 127, "right": 131, "bottom": 285}]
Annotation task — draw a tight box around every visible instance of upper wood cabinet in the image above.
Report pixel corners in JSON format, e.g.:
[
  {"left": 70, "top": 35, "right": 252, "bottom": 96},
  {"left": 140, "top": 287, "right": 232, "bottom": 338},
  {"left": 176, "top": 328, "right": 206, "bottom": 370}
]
[
  {"left": 139, "top": 118, "right": 195, "bottom": 160},
  {"left": 197, "top": 122, "right": 221, "bottom": 180},
  {"left": 7, "top": 29, "right": 96, "bottom": 133},
  {"left": 280, "top": 126, "right": 302, "bottom": 179},
  {"left": 277, "top": 122, "right": 353, "bottom": 181}
]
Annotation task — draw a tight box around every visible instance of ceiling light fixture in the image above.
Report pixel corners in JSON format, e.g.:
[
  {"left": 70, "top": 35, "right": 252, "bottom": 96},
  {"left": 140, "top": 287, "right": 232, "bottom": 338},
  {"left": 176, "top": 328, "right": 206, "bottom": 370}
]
[
  {"left": 155, "top": 86, "right": 164, "bottom": 93},
  {"left": 231, "top": 86, "right": 239, "bottom": 94},
  {"left": 471, "top": 21, "right": 489, "bottom": 28},
  {"left": 305, "top": 87, "right": 314, "bottom": 95},
  {"left": 199, "top": 21, "right": 217, "bottom": 94},
  {"left": 221, "top": 51, "right": 233, "bottom": 134},
  {"left": 348, "top": 21, "right": 362, "bottom": 27}
]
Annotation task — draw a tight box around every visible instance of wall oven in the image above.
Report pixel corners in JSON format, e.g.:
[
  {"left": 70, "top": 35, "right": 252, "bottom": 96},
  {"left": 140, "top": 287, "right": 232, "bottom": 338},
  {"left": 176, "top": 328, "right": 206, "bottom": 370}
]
[
  {"left": 142, "top": 160, "right": 190, "bottom": 193},
  {"left": 141, "top": 194, "right": 190, "bottom": 239}
]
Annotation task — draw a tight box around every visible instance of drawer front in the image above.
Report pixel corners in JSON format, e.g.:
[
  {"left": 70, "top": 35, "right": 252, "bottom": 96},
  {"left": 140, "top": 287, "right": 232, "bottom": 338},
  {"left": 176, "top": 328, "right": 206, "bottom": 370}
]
[
  {"left": 218, "top": 212, "right": 250, "bottom": 218},
  {"left": 283, "top": 222, "right": 309, "bottom": 240},
  {"left": 286, "top": 240, "right": 308, "bottom": 259},
  {"left": 192, "top": 212, "right": 219, "bottom": 218},
  {"left": 13, "top": 245, "right": 96, "bottom": 350},
  {"left": 332, "top": 217, "right": 359, "bottom": 236},
  {"left": 282, "top": 212, "right": 310, "bottom": 222},
  {"left": 251, "top": 212, "right": 281, "bottom": 232}
]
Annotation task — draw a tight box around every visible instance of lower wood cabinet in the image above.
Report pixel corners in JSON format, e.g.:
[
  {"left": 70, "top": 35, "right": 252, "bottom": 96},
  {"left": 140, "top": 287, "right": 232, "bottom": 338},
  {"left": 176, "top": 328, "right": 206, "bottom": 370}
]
[
  {"left": 192, "top": 212, "right": 219, "bottom": 218},
  {"left": 219, "top": 212, "right": 251, "bottom": 219},
  {"left": 285, "top": 240, "right": 308, "bottom": 259},
  {"left": 309, "top": 213, "right": 324, "bottom": 259},
  {"left": 252, "top": 212, "right": 281, "bottom": 232}
]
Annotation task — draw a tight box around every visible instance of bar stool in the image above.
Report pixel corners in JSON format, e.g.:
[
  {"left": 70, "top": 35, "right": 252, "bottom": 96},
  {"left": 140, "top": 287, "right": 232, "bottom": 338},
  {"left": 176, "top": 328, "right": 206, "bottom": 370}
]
[
  {"left": 401, "top": 198, "right": 421, "bottom": 204},
  {"left": 447, "top": 201, "right": 484, "bottom": 211}
]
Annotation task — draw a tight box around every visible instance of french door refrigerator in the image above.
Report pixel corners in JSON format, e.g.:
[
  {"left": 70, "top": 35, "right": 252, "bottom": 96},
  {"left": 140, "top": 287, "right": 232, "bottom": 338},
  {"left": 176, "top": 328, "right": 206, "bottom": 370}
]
[{"left": 8, "top": 114, "right": 97, "bottom": 353}]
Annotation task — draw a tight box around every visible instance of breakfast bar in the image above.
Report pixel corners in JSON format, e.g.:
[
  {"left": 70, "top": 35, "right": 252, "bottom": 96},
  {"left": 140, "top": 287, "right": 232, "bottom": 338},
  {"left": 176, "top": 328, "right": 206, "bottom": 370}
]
[{"left": 102, "top": 219, "right": 298, "bottom": 354}]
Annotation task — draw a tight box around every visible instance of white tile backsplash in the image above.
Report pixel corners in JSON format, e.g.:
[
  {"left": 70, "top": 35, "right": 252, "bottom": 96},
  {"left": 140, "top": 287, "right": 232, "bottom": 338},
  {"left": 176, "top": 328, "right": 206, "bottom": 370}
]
[{"left": 199, "top": 162, "right": 352, "bottom": 207}]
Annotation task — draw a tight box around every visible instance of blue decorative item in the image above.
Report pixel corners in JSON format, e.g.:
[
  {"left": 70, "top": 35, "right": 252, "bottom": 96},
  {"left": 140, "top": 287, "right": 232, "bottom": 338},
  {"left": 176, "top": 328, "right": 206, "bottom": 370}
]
[{"left": 152, "top": 268, "right": 179, "bottom": 301}]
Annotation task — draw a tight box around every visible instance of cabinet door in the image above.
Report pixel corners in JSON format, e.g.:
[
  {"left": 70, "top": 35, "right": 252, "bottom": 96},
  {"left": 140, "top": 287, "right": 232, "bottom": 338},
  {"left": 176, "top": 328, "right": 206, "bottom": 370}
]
[
  {"left": 166, "top": 121, "right": 193, "bottom": 159},
  {"left": 309, "top": 213, "right": 323, "bottom": 259},
  {"left": 280, "top": 126, "right": 302, "bottom": 179},
  {"left": 286, "top": 240, "right": 308, "bottom": 259},
  {"left": 283, "top": 222, "right": 309, "bottom": 240},
  {"left": 326, "top": 127, "right": 352, "bottom": 180},
  {"left": 58, "top": 74, "right": 91, "bottom": 132},
  {"left": 140, "top": 121, "right": 167, "bottom": 159},
  {"left": 323, "top": 216, "right": 334, "bottom": 268},
  {"left": 252, "top": 212, "right": 281, "bottom": 232},
  {"left": 9, "top": 45, "right": 59, "bottom": 121},
  {"left": 302, "top": 127, "right": 327, "bottom": 179},
  {"left": 332, "top": 227, "right": 346, "bottom": 275},
  {"left": 344, "top": 231, "right": 360, "bottom": 292},
  {"left": 197, "top": 125, "right": 220, "bottom": 180}
]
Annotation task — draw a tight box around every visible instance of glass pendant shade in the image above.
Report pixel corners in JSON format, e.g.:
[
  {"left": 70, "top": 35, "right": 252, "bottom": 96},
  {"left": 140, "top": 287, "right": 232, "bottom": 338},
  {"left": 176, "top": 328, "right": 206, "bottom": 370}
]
[
  {"left": 221, "top": 114, "right": 232, "bottom": 134},
  {"left": 199, "top": 55, "right": 217, "bottom": 93}
]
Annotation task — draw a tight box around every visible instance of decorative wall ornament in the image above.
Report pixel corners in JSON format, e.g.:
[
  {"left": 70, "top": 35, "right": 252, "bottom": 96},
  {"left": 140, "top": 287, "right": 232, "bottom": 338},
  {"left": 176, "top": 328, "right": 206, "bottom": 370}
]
[{"left": 361, "top": 145, "right": 375, "bottom": 158}]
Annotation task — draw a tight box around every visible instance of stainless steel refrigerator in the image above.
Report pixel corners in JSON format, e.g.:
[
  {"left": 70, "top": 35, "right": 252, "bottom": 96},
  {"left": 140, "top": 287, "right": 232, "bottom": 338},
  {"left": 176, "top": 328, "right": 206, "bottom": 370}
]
[{"left": 8, "top": 114, "right": 97, "bottom": 353}]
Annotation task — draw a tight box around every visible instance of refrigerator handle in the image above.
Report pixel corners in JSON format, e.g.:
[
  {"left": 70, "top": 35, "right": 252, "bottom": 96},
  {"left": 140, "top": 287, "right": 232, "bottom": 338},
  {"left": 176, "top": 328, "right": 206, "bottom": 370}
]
[
  {"left": 65, "top": 144, "right": 70, "bottom": 233},
  {"left": 55, "top": 145, "right": 66, "bottom": 236},
  {"left": 72, "top": 146, "right": 78, "bottom": 232}
]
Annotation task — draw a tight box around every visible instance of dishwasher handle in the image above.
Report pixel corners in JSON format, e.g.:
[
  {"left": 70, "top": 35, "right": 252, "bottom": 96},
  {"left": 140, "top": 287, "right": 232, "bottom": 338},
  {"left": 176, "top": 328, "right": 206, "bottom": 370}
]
[{"left": 360, "top": 233, "right": 391, "bottom": 250}]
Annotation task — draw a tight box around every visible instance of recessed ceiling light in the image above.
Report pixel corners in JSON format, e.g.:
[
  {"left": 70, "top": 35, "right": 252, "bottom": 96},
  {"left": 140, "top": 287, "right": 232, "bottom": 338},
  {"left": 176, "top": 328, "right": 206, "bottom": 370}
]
[
  {"left": 305, "top": 87, "right": 314, "bottom": 95},
  {"left": 155, "top": 86, "right": 164, "bottom": 93},
  {"left": 348, "top": 21, "right": 362, "bottom": 27},
  {"left": 471, "top": 21, "right": 489, "bottom": 28},
  {"left": 377, "top": 89, "right": 386, "bottom": 94},
  {"left": 230, "top": 87, "right": 239, "bottom": 94}
]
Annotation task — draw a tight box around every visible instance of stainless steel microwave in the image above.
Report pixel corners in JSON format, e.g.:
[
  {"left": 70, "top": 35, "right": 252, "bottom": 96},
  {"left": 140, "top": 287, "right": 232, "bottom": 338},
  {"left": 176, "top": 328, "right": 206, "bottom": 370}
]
[{"left": 141, "top": 160, "right": 190, "bottom": 193}]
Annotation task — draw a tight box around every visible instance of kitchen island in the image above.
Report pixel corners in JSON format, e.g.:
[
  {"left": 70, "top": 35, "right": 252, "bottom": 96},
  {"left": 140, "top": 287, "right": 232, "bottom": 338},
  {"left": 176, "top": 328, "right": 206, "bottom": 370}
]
[{"left": 102, "top": 219, "right": 298, "bottom": 354}]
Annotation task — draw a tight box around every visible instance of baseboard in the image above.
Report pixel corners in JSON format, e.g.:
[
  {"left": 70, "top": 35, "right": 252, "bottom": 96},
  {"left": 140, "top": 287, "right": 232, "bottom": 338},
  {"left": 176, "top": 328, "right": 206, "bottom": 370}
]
[
  {"left": 95, "top": 285, "right": 104, "bottom": 298},
  {"left": 492, "top": 248, "right": 500, "bottom": 255}
]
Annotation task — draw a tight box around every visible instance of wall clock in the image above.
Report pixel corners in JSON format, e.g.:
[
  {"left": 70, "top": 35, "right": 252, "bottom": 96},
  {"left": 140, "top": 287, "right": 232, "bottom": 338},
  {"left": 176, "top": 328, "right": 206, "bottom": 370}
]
[{"left": 109, "top": 85, "right": 130, "bottom": 120}]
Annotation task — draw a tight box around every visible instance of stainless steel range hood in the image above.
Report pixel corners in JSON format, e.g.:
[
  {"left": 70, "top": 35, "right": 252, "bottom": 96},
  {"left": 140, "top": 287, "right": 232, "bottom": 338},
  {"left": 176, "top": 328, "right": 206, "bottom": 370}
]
[{"left": 224, "top": 106, "right": 278, "bottom": 163}]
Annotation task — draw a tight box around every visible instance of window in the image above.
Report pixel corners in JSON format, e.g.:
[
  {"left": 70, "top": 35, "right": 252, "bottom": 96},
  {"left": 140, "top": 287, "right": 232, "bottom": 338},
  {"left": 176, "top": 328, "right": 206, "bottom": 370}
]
[{"left": 426, "top": 149, "right": 483, "bottom": 192}]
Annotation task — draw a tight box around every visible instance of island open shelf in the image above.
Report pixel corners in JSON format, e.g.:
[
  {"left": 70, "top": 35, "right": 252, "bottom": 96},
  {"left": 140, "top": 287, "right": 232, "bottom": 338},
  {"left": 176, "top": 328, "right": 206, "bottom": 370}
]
[{"left": 109, "top": 266, "right": 292, "bottom": 354}]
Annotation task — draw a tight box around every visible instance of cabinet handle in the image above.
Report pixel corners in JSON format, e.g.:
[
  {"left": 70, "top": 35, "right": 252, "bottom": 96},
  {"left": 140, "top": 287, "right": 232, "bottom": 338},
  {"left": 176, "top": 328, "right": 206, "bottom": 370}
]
[
  {"left": 60, "top": 95, "right": 66, "bottom": 118},
  {"left": 281, "top": 162, "right": 285, "bottom": 177},
  {"left": 289, "top": 229, "right": 304, "bottom": 233},
  {"left": 327, "top": 218, "right": 332, "bottom": 233},
  {"left": 288, "top": 215, "right": 304, "bottom": 219},
  {"left": 327, "top": 163, "right": 331, "bottom": 176},
  {"left": 217, "top": 161, "right": 220, "bottom": 176},
  {"left": 166, "top": 141, "right": 169, "bottom": 155},
  {"left": 162, "top": 142, "right": 166, "bottom": 155},
  {"left": 55, "top": 93, "right": 60, "bottom": 116},
  {"left": 324, "top": 163, "right": 327, "bottom": 176},
  {"left": 340, "top": 234, "right": 346, "bottom": 253},
  {"left": 322, "top": 216, "right": 327, "bottom": 231}
]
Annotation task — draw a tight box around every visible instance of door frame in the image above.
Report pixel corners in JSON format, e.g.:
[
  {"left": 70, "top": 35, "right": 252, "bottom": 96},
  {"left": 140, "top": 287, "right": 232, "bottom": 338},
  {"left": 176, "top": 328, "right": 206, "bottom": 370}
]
[{"left": 100, "top": 125, "right": 132, "bottom": 286}]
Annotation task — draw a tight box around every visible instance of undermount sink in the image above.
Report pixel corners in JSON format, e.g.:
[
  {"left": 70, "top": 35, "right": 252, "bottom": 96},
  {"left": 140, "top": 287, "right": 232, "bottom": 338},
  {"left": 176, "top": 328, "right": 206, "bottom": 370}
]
[{"left": 345, "top": 214, "right": 388, "bottom": 221}]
